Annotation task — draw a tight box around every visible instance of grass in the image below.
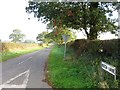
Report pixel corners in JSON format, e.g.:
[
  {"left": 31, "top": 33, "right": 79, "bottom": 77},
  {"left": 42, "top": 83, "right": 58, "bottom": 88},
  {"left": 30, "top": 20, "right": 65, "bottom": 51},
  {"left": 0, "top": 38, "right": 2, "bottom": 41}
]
[
  {"left": 47, "top": 45, "right": 119, "bottom": 88},
  {"left": 0, "top": 46, "right": 44, "bottom": 62}
]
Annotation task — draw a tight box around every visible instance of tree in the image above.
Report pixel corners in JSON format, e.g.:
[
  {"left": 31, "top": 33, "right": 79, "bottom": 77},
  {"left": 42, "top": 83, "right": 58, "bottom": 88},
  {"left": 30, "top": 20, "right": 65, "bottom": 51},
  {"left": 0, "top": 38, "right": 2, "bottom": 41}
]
[
  {"left": 36, "top": 31, "right": 47, "bottom": 41},
  {"left": 24, "top": 40, "right": 36, "bottom": 43},
  {"left": 45, "top": 27, "right": 76, "bottom": 45},
  {"left": 36, "top": 31, "right": 52, "bottom": 45},
  {"left": 26, "top": 2, "right": 118, "bottom": 40},
  {"left": 9, "top": 29, "right": 25, "bottom": 43}
]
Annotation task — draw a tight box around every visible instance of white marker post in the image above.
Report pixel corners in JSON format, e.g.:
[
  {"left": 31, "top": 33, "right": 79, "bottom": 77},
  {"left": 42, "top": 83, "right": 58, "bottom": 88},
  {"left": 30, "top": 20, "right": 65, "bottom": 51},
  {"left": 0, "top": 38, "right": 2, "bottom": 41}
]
[
  {"left": 101, "top": 61, "right": 116, "bottom": 80},
  {"left": 62, "top": 34, "right": 70, "bottom": 59}
]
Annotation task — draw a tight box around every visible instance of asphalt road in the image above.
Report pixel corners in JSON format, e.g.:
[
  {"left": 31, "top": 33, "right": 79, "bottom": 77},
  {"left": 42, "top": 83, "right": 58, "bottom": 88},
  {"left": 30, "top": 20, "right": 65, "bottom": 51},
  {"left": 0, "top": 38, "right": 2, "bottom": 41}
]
[{"left": 0, "top": 47, "right": 52, "bottom": 89}]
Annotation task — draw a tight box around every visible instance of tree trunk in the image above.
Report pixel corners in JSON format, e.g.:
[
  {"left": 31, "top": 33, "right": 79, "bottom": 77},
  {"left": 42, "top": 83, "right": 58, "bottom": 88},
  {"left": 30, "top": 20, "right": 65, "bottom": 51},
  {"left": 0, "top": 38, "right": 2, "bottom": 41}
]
[
  {"left": 88, "top": 28, "right": 98, "bottom": 40},
  {"left": 88, "top": 2, "right": 99, "bottom": 40}
]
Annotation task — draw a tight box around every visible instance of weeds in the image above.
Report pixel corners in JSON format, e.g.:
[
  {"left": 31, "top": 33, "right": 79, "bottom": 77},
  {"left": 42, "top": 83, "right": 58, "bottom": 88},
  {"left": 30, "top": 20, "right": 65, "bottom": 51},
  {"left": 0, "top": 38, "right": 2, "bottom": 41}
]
[{"left": 48, "top": 45, "right": 119, "bottom": 88}]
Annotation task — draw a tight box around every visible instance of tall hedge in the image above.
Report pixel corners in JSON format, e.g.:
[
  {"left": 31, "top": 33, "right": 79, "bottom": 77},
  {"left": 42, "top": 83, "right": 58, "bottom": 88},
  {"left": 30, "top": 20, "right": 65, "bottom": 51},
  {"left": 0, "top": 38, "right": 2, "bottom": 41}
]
[
  {"left": 70, "top": 39, "right": 119, "bottom": 88},
  {"left": 71, "top": 39, "right": 119, "bottom": 58}
]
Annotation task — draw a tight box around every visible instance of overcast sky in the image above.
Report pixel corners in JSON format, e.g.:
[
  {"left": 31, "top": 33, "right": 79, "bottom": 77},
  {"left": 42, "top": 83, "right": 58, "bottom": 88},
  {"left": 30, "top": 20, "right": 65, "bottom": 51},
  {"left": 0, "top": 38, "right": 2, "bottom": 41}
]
[
  {"left": 0, "top": 0, "right": 118, "bottom": 42},
  {"left": 0, "top": 0, "right": 47, "bottom": 42}
]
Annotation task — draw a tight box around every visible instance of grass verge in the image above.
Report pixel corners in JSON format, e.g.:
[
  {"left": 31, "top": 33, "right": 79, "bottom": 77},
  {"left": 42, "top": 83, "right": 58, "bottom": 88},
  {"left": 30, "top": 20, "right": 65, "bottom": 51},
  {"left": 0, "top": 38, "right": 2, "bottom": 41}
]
[
  {"left": 0, "top": 47, "right": 44, "bottom": 62},
  {"left": 47, "top": 45, "right": 119, "bottom": 88}
]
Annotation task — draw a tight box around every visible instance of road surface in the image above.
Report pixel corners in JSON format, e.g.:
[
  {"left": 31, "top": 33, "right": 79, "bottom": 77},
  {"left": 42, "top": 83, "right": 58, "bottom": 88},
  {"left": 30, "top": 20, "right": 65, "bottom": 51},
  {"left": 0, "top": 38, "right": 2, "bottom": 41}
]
[{"left": 0, "top": 47, "right": 52, "bottom": 89}]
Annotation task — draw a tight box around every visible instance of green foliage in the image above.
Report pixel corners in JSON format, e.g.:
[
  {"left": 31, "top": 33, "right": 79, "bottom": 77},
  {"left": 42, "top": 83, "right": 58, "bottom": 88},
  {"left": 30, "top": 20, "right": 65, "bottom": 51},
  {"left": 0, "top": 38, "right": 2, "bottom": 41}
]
[
  {"left": 36, "top": 31, "right": 52, "bottom": 44},
  {"left": 1, "top": 47, "right": 43, "bottom": 62},
  {"left": 70, "top": 39, "right": 119, "bottom": 88},
  {"left": 1, "top": 42, "right": 46, "bottom": 62},
  {"left": 71, "top": 39, "right": 119, "bottom": 58},
  {"left": 26, "top": 2, "right": 117, "bottom": 40},
  {"left": 9, "top": 29, "right": 25, "bottom": 42},
  {"left": 48, "top": 45, "right": 98, "bottom": 88},
  {"left": 48, "top": 42, "right": 119, "bottom": 88},
  {"left": 24, "top": 39, "right": 36, "bottom": 43},
  {"left": 45, "top": 28, "right": 76, "bottom": 45},
  {"left": 36, "top": 31, "right": 47, "bottom": 41}
]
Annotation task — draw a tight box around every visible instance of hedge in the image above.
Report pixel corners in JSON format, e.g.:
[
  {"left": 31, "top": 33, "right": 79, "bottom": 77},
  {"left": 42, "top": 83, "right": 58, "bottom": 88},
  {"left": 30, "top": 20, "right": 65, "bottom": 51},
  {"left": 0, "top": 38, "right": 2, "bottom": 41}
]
[{"left": 70, "top": 39, "right": 119, "bottom": 58}]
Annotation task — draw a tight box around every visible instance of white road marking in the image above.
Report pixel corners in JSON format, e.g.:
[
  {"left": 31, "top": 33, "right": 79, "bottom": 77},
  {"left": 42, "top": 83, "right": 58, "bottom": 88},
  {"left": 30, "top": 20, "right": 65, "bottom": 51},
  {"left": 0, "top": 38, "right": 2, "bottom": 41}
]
[
  {"left": 22, "top": 69, "right": 29, "bottom": 88},
  {"left": 18, "top": 57, "right": 32, "bottom": 65},
  {"left": 0, "top": 69, "right": 30, "bottom": 89}
]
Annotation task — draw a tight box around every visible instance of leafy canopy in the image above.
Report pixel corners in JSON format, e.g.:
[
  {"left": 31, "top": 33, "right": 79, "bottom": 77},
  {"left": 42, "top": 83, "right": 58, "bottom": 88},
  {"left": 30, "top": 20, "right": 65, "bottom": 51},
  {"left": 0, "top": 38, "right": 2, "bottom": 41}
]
[
  {"left": 36, "top": 31, "right": 52, "bottom": 44},
  {"left": 26, "top": 1, "right": 118, "bottom": 40},
  {"left": 45, "top": 28, "right": 76, "bottom": 45}
]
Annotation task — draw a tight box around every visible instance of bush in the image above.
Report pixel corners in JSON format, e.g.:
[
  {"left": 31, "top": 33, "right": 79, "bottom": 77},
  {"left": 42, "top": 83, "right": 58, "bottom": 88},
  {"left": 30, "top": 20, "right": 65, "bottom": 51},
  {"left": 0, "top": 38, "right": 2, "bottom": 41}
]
[
  {"left": 71, "top": 39, "right": 119, "bottom": 58},
  {"left": 70, "top": 39, "right": 119, "bottom": 88},
  {"left": 71, "top": 39, "right": 88, "bottom": 56},
  {"left": 48, "top": 39, "right": 119, "bottom": 88},
  {"left": 102, "top": 39, "right": 119, "bottom": 57}
]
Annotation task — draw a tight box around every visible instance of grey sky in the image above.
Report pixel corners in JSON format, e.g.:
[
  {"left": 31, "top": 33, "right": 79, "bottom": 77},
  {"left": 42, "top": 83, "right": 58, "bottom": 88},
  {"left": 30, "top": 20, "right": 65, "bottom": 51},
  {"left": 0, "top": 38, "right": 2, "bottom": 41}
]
[{"left": 0, "top": 0, "right": 118, "bottom": 42}]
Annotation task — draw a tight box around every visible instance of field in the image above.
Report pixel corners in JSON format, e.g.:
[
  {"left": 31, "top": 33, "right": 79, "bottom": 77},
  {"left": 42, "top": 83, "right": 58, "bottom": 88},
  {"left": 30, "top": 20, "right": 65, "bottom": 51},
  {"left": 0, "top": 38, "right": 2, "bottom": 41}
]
[{"left": 0, "top": 42, "right": 45, "bottom": 62}]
